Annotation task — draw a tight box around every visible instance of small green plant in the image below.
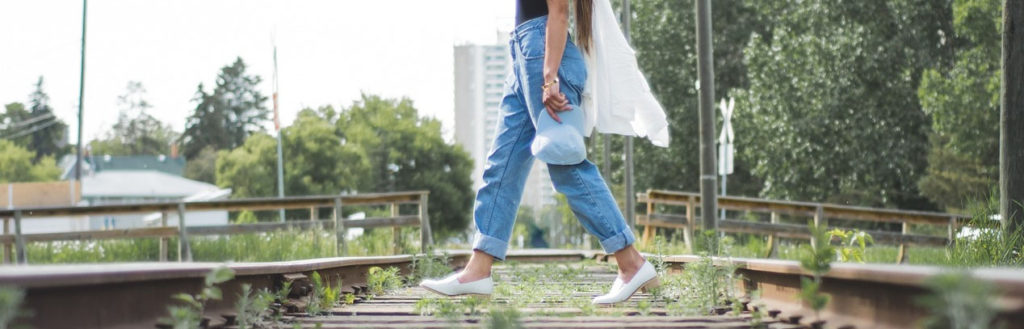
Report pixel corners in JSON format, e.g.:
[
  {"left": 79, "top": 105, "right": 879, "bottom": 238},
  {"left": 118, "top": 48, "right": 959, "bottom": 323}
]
[
  {"left": 916, "top": 271, "right": 1004, "bottom": 329},
  {"left": 342, "top": 293, "right": 356, "bottom": 305},
  {"left": 947, "top": 199, "right": 1024, "bottom": 267},
  {"left": 159, "top": 266, "right": 235, "bottom": 329},
  {"left": 0, "top": 286, "right": 30, "bottom": 329},
  {"left": 408, "top": 249, "right": 452, "bottom": 283},
  {"left": 367, "top": 266, "right": 403, "bottom": 296},
  {"left": 486, "top": 305, "right": 523, "bottom": 329},
  {"left": 234, "top": 284, "right": 274, "bottom": 329},
  {"left": 799, "top": 222, "right": 834, "bottom": 322},
  {"left": 414, "top": 297, "right": 463, "bottom": 323},
  {"left": 307, "top": 271, "right": 341, "bottom": 315},
  {"left": 637, "top": 299, "right": 652, "bottom": 316},
  {"left": 828, "top": 228, "right": 874, "bottom": 263}
]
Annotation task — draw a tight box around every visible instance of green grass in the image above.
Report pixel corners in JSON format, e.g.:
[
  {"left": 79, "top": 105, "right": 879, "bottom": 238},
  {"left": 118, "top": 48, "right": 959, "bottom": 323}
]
[{"left": 24, "top": 226, "right": 423, "bottom": 264}]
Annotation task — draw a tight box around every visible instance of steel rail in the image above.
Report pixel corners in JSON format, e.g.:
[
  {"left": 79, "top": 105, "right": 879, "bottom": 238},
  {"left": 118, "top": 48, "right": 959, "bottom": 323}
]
[{"left": 660, "top": 255, "right": 1024, "bottom": 329}]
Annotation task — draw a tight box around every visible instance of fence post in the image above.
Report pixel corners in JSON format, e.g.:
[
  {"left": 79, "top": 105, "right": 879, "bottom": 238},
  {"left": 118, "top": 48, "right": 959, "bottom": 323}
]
[
  {"left": 14, "top": 210, "right": 25, "bottom": 264},
  {"left": 684, "top": 195, "right": 695, "bottom": 252},
  {"left": 159, "top": 211, "right": 168, "bottom": 262},
  {"left": 897, "top": 221, "right": 910, "bottom": 264},
  {"left": 811, "top": 205, "right": 825, "bottom": 249},
  {"left": 947, "top": 216, "right": 957, "bottom": 244},
  {"left": 334, "top": 197, "right": 347, "bottom": 256},
  {"left": 765, "top": 212, "right": 779, "bottom": 258},
  {"left": 177, "top": 203, "right": 192, "bottom": 262},
  {"left": 419, "top": 193, "right": 432, "bottom": 253},
  {"left": 391, "top": 203, "right": 401, "bottom": 254},
  {"left": 3, "top": 218, "right": 10, "bottom": 264},
  {"left": 641, "top": 193, "right": 654, "bottom": 246}
]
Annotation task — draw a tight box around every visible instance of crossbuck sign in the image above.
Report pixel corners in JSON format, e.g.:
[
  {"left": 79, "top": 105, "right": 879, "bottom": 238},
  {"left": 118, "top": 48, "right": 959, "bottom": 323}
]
[{"left": 718, "top": 98, "right": 735, "bottom": 175}]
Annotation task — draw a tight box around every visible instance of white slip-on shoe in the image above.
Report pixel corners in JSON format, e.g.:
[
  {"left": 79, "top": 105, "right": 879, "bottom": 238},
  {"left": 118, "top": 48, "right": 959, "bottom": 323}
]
[
  {"left": 419, "top": 272, "right": 493, "bottom": 296},
  {"left": 592, "top": 261, "right": 660, "bottom": 305}
]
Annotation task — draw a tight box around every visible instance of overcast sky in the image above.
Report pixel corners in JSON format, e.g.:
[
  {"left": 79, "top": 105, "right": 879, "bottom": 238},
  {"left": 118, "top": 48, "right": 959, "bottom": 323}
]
[{"left": 0, "top": 0, "right": 515, "bottom": 144}]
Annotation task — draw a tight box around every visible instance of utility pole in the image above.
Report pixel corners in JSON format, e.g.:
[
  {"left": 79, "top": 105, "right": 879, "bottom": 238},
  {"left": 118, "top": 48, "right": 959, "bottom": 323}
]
[
  {"left": 75, "top": 0, "right": 87, "bottom": 181},
  {"left": 273, "top": 46, "right": 286, "bottom": 222},
  {"left": 695, "top": 0, "right": 718, "bottom": 246},
  {"left": 1001, "top": 0, "right": 1023, "bottom": 235},
  {"left": 622, "top": 0, "right": 635, "bottom": 228}
]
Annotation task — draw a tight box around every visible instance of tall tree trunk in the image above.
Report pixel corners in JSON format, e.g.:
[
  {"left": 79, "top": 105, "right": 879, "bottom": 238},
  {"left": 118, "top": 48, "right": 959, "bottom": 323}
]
[{"left": 1001, "top": 0, "right": 1024, "bottom": 235}]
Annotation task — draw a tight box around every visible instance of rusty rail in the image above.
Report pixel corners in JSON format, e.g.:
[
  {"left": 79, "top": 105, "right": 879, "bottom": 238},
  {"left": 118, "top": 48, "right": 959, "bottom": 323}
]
[
  {"left": 2, "top": 250, "right": 1022, "bottom": 328},
  {"left": 660, "top": 255, "right": 1024, "bottom": 329},
  {"left": 637, "top": 189, "right": 968, "bottom": 263},
  {"left": 0, "top": 191, "right": 432, "bottom": 264},
  {"left": 0, "top": 249, "right": 595, "bottom": 329}
]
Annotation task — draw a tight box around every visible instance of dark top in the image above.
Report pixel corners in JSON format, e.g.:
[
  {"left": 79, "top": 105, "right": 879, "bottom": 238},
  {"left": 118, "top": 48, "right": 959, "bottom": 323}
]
[{"left": 516, "top": 0, "right": 548, "bottom": 26}]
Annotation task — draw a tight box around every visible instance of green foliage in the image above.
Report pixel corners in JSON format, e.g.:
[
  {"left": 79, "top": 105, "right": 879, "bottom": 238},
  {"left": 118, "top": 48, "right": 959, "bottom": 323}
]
[
  {"left": 801, "top": 223, "right": 835, "bottom": 276},
  {"left": 948, "top": 198, "right": 1024, "bottom": 267},
  {"left": 0, "top": 102, "right": 32, "bottom": 148},
  {"left": 308, "top": 272, "right": 341, "bottom": 316},
  {"left": 485, "top": 306, "right": 523, "bottom": 329},
  {"left": 916, "top": 271, "right": 1003, "bottom": 329},
  {"left": 799, "top": 222, "right": 834, "bottom": 321},
  {"left": 0, "top": 286, "right": 30, "bottom": 329},
  {"left": 181, "top": 57, "right": 269, "bottom": 160},
  {"left": 735, "top": 0, "right": 950, "bottom": 209},
  {"left": 627, "top": 0, "right": 766, "bottom": 197},
  {"left": 0, "top": 140, "right": 60, "bottom": 183},
  {"left": 367, "top": 266, "right": 403, "bottom": 296},
  {"left": 160, "top": 266, "right": 235, "bottom": 329},
  {"left": 234, "top": 283, "right": 274, "bottom": 329},
  {"left": 336, "top": 95, "right": 474, "bottom": 236},
  {"left": 798, "top": 277, "right": 830, "bottom": 316},
  {"left": 917, "top": 0, "right": 1002, "bottom": 211},
  {"left": 89, "top": 81, "right": 178, "bottom": 156},
  {"left": 184, "top": 146, "right": 218, "bottom": 184},
  {"left": 828, "top": 228, "right": 874, "bottom": 263},
  {"left": 408, "top": 249, "right": 452, "bottom": 283},
  {"left": 25, "top": 77, "right": 70, "bottom": 161},
  {"left": 213, "top": 95, "right": 473, "bottom": 239}
]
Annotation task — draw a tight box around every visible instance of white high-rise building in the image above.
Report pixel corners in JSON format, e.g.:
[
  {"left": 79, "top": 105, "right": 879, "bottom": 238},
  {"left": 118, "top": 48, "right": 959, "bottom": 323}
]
[{"left": 453, "top": 43, "right": 556, "bottom": 222}]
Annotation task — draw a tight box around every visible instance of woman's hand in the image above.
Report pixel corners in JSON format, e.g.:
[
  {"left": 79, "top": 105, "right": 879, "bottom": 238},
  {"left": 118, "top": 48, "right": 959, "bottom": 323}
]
[
  {"left": 543, "top": 0, "right": 571, "bottom": 124},
  {"left": 542, "top": 81, "right": 571, "bottom": 123}
]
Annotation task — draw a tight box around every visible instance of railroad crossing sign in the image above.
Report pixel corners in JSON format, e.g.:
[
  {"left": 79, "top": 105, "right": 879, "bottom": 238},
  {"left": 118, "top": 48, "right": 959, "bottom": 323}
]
[{"left": 718, "top": 97, "right": 734, "bottom": 175}]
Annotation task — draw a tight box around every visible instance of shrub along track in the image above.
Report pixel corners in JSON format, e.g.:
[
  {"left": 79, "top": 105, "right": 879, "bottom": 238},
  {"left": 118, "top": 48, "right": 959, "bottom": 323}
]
[{"left": 1, "top": 249, "right": 1022, "bottom": 328}]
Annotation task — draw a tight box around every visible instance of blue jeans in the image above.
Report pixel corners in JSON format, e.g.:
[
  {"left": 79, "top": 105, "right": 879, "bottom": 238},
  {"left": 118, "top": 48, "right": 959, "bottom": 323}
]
[{"left": 471, "top": 16, "right": 635, "bottom": 260}]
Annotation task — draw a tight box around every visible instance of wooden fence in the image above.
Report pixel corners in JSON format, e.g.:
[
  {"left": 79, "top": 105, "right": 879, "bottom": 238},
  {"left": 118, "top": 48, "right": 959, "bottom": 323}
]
[
  {"left": 636, "top": 189, "right": 968, "bottom": 263},
  {"left": 0, "top": 191, "right": 431, "bottom": 264}
]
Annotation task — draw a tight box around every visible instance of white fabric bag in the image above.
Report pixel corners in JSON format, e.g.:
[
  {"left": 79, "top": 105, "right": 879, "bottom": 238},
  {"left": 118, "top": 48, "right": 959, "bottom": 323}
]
[{"left": 582, "top": 0, "right": 671, "bottom": 147}]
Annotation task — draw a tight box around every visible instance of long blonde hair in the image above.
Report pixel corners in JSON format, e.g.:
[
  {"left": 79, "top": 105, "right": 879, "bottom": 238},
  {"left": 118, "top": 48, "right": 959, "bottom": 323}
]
[{"left": 574, "top": 0, "right": 593, "bottom": 54}]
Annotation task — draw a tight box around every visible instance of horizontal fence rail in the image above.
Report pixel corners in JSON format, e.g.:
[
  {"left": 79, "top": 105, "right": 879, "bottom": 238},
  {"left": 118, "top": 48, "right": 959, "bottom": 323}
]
[
  {"left": 637, "top": 189, "right": 968, "bottom": 263},
  {"left": 0, "top": 191, "right": 432, "bottom": 265}
]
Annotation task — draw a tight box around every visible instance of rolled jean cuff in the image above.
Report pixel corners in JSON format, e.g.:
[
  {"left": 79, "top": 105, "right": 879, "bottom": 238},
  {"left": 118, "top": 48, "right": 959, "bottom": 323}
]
[
  {"left": 472, "top": 232, "right": 509, "bottom": 260},
  {"left": 598, "top": 226, "right": 636, "bottom": 254}
]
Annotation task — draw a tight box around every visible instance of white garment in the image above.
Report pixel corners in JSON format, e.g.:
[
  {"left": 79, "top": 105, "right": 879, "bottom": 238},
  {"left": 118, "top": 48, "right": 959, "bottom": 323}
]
[{"left": 582, "top": 0, "right": 670, "bottom": 147}]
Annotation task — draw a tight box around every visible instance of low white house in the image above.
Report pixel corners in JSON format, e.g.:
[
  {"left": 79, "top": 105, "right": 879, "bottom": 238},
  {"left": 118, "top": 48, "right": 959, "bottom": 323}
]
[{"left": 21, "top": 170, "right": 231, "bottom": 234}]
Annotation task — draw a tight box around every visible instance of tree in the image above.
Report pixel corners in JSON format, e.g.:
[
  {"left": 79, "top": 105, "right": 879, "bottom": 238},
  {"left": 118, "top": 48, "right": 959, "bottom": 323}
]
[
  {"left": 25, "top": 77, "right": 69, "bottom": 161},
  {"left": 184, "top": 146, "right": 218, "bottom": 183},
  {"left": 0, "top": 103, "right": 32, "bottom": 147},
  {"left": 732, "top": 0, "right": 952, "bottom": 208},
  {"left": 917, "top": 0, "right": 1003, "bottom": 211},
  {"left": 215, "top": 107, "right": 367, "bottom": 198},
  {"left": 336, "top": 95, "right": 474, "bottom": 237},
  {"left": 626, "top": 0, "right": 766, "bottom": 198},
  {"left": 0, "top": 140, "right": 60, "bottom": 183},
  {"left": 89, "top": 81, "right": 179, "bottom": 156},
  {"left": 181, "top": 58, "right": 269, "bottom": 159}
]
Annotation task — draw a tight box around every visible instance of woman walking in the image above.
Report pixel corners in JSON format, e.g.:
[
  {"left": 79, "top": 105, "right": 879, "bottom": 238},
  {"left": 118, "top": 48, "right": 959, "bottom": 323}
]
[{"left": 421, "top": 0, "right": 669, "bottom": 305}]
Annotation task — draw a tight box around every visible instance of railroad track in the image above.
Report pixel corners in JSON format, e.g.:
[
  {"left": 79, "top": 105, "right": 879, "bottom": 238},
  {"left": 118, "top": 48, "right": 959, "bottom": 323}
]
[{"left": 1, "top": 249, "right": 1021, "bottom": 328}]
